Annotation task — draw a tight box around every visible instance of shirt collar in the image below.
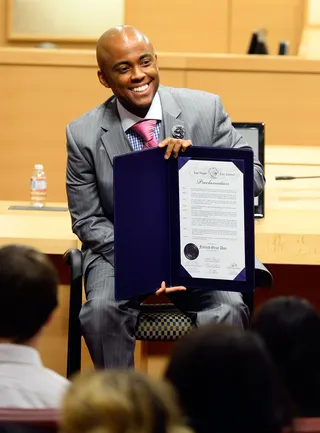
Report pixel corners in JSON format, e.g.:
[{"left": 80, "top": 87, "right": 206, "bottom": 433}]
[
  {"left": 116, "top": 92, "right": 162, "bottom": 132},
  {"left": 0, "top": 344, "right": 42, "bottom": 366}
]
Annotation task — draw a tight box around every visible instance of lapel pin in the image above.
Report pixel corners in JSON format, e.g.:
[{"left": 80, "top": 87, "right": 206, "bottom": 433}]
[{"left": 172, "top": 125, "right": 185, "bottom": 139}]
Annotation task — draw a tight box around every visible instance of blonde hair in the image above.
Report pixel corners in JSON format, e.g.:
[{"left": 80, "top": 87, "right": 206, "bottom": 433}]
[{"left": 60, "top": 370, "right": 193, "bottom": 433}]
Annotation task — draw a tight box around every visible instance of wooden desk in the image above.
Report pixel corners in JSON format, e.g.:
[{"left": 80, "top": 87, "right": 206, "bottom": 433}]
[
  {"left": 1, "top": 146, "right": 320, "bottom": 263},
  {"left": 0, "top": 145, "right": 319, "bottom": 376},
  {"left": 257, "top": 147, "right": 320, "bottom": 265},
  {"left": 0, "top": 201, "right": 78, "bottom": 252}
]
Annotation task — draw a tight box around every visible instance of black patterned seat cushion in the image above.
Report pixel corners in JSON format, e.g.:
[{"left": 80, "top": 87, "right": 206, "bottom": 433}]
[{"left": 135, "top": 304, "right": 195, "bottom": 341}]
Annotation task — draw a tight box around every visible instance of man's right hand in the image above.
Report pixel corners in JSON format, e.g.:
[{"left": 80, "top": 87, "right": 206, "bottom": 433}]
[{"left": 158, "top": 138, "right": 192, "bottom": 159}]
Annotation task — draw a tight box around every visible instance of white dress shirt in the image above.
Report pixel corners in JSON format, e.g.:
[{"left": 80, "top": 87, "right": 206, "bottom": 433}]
[
  {"left": 0, "top": 344, "right": 69, "bottom": 408},
  {"left": 116, "top": 92, "right": 162, "bottom": 132}
]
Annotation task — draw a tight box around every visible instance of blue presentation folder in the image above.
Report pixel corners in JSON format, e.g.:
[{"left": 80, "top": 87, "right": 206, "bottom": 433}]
[{"left": 113, "top": 146, "right": 254, "bottom": 301}]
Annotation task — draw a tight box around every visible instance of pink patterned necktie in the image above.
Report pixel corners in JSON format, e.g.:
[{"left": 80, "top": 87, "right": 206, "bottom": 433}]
[{"left": 131, "top": 119, "right": 158, "bottom": 149}]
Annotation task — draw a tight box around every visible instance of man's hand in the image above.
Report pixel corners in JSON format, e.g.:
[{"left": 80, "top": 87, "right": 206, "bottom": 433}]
[
  {"left": 155, "top": 281, "right": 187, "bottom": 296},
  {"left": 158, "top": 138, "right": 192, "bottom": 159}
]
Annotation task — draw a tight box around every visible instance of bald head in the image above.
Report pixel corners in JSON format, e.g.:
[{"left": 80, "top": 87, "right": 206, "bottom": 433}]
[
  {"left": 95, "top": 25, "right": 159, "bottom": 117},
  {"left": 96, "top": 26, "right": 153, "bottom": 70}
]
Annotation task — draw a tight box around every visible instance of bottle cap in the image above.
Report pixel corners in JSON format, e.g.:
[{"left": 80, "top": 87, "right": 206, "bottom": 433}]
[{"left": 34, "top": 164, "right": 44, "bottom": 170}]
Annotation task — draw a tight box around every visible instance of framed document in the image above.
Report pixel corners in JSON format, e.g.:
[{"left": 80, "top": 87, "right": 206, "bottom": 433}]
[
  {"left": 113, "top": 146, "right": 254, "bottom": 301},
  {"left": 177, "top": 157, "right": 246, "bottom": 281}
]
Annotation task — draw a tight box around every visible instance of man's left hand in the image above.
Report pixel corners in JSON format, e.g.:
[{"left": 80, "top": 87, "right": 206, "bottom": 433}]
[
  {"left": 155, "top": 281, "right": 187, "bottom": 296},
  {"left": 158, "top": 138, "right": 192, "bottom": 159}
]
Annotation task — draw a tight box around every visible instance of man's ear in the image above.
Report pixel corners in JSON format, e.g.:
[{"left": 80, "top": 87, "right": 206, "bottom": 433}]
[
  {"left": 97, "top": 70, "right": 110, "bottom": 88},
  {"left": 155, "top": 54, "right": 158, "bottom": 69}
]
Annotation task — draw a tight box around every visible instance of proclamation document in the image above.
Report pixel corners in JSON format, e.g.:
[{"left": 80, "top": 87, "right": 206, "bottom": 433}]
[{"left": 179, "top": 158, "right": 245, "bottom": 280}]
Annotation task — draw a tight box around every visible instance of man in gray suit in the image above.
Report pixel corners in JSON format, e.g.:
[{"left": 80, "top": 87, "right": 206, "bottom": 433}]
[{"left": 66, "top": 26, "right": 265, "bottom": 368}]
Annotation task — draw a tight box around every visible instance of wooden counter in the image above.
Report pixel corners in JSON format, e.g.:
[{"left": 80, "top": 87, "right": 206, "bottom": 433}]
[{"left": 3, "top": 48, "right": 320, "bottom": 72}]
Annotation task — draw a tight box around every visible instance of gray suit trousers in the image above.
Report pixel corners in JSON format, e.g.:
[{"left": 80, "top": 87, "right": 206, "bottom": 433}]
[{"left": 80, "top": 255, "right": 250, "bottom": 368}]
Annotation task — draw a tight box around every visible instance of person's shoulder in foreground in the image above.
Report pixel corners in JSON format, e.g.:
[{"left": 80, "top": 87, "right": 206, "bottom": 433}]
[
  {"left": 165, "top": 324, "right": 294, "bottom": 433},
  {"left": 0, "top": 245, "right": 70, "bottom": 408},
  {"left": 60, "top": 369, "right": 193, "bottom": 433},
  {"left": 0, "top": 343, "right": 69, "bottom": 408}
]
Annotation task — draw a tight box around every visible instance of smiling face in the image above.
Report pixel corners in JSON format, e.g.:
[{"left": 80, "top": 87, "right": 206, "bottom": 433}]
[{"left": 97, "top": 27, "right": 160, "bottom": 117}]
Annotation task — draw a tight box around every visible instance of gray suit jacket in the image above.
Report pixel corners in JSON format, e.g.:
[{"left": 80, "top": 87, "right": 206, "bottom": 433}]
[{"left": 66, "top": 85, "right": 265, "bottom": 273}]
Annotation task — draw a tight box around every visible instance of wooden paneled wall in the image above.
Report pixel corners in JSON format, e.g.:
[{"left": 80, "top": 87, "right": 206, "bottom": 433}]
[
  {"left": 0, "top": 60, "right": 106, "bottom": 203},
  {"left": 0, "top": 0, "right": 304, "bottom": 54},
  {"left": 1, "top": 49, "right": 320, "bottom": 203},
  {"left": 184, "top": 56, "right": 320, "bottom": 148},
  {"left": 0, "top": 0, "right": 5, "bottom": 45},
  {"left": 0, "top": 50, "right": 186, "bottom": 203},
  {"left": 230, "top": 0, "right": 304, "bottom": 55},
  {"left": 125, "top": 0, "right": 230, "bottom": 53}
]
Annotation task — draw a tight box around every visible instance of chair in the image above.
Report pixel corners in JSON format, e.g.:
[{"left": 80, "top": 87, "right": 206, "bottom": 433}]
[
  {"left": 64, "top": 248, "right": 273, "bottom": 378},
  {"left": 0, "top": 409, "right": 58, "bottom": 433}
]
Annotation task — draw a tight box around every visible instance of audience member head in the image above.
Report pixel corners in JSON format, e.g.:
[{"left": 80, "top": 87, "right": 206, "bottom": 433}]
[
  {"left": 165, "top": 324, "right": 291, "bottom": 433},
  {"left": 96, "top": 25, "right": 159, "bottom": 117},
  {"left": 251, "top": 296, "right": 320, "bottom": 417},
  {"left": 0, "top": 244, "right": 58, "bottom": 344},
  {"left": 60, "top": 370, "right": 192, "bottom": 433}
]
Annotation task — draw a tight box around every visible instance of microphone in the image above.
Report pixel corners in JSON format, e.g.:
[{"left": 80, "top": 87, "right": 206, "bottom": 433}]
[
  {"left": 278, "top": 41, "right": 289, "bottom": 55},
  {"left": 275, "top": 176, "right": 320, "bottom": 180}
]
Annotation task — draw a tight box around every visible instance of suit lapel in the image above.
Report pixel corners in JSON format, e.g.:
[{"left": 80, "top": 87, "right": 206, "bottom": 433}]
[
  {"left": 158, "top": 86, "right": 185, "bottom": 142},
  {"left": 100, "top": 98, "right": 132, "bottom": 165},
  {"left": 100, "top": 87, "right": 185, "bottom": 159}
]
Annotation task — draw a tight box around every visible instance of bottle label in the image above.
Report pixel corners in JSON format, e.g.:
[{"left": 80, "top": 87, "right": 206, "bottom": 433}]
[{"left": 30, "top": 179, "right": 47, "bottom": 191}]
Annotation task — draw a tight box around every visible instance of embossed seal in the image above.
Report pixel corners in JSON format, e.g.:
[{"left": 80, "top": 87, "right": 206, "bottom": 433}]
[
  {"left": 184, "top": 243, "right": 199, "bottom": 261},
  {"left": 172, "top": 125, "right": 185, "bottom": 139},
  {"left": 209, "top": 167, "right": 219, "bottom": 179}
]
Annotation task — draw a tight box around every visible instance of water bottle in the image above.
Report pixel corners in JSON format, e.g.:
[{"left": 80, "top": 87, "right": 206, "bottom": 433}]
[{"left": 30, "top": 164, "right": 47, "bottom": 207}]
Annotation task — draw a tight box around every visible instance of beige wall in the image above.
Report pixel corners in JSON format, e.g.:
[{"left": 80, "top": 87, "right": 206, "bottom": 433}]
[{"left": 0, "top": 0, "right": 305, "bottom": 54}]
